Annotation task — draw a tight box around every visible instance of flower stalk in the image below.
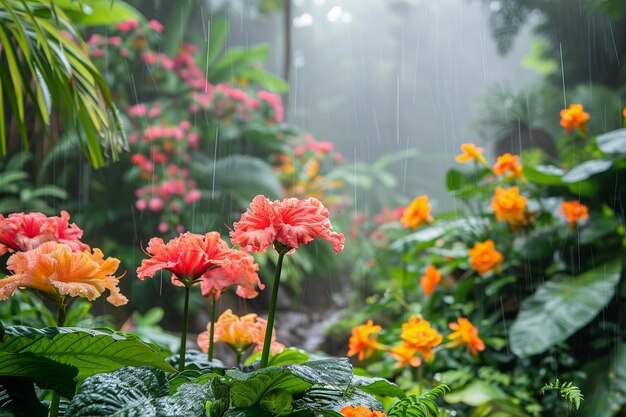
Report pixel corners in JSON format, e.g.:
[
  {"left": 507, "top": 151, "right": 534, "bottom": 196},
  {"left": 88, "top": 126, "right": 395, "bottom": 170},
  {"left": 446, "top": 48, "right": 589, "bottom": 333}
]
[
  {"left": 207, "top": 296, "right": 217, "bottom": 362},
  {"left": 260, "top": 245, "right": 289, "bottom": 368},
  {"left": 49, "top": 298, "right": 68, "bottom": 417},
  {"left": 179, "top": 285, "right": 191, "bottom": 371}
]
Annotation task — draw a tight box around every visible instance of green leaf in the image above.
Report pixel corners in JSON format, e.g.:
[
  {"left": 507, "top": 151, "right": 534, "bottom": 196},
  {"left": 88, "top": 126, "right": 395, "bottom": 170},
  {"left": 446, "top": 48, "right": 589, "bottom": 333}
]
[
  {"left": 350, "top": 375, "right": 406, "bottom": 398},
  {"left": 240, "top": 68, "right": 288, "bottom": 92},
  {"left": 293, "top": 385, "right": 382, "bottom": 414},
  {"left": 388, "top": 385, "right": 448, "bottom": 417},
  {"left": 445, "top": 380, "right": 507, "bottom": 407},
  {"left": 522, "top": 164, "right": 564, "bottom": 185},
  {"left": 578, "top": 343, "right": 626, "bottom": 417},
  {"left": 561, "top": 159, "right": 613, "bottom": 183},
  {"left": 66, "top": 366, "right": 215, "bottom": 417},
  {"left": 513, "top": 226, "right": 561, "bottom": 261},
  {"left": 469, "top": 400, "right": 533, "bottom": 417},
  {"left": 287, "top": 358, "right": 353, "bottom": 390},
  {"left": 227, "top": 367, "right": 310, "bottom": 408},
  {"left": 208, "top": 17, "right": 230, "bottom": 65},
  {"left": 0, "top": 377, "right": 48, "bottom": 417},
  {"left": 267, "top": 348, "right": 310, "bottom": 366},
  {"left": 509, "top": 261, "right": 622, "bottom": 357},
  {"left": 0, "top": 326, "right": 175, "bottom": 381},
  {"left": 208, "top": 44, "right": 270, "bottom": 83},
  {"left": 54, "top": 0, "right": 144, "bottom": 25},
  {"left": 260, "top": 389, "right": 293, "bottom": 415},
  {"left": 596, "top": 128, "right": 626, "bottom": 154}
]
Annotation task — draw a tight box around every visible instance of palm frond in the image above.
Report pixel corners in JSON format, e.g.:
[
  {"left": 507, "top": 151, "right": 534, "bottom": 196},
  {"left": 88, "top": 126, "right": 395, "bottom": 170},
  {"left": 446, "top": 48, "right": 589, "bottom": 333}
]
[{"left": 0, "top": 0, "right": 127, "bottom": 168}]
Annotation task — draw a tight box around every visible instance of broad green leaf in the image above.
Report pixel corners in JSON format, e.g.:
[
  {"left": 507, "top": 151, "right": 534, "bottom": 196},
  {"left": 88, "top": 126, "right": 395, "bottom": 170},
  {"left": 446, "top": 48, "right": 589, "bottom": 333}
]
[
  {"left": 561, "top": 159, "right": 613, "bottom": 183},
  {"left": 0, "top": 326, "right": 175, "bottom": 380},
  {"left": 208, "top": 17, "right": 230, "bottom": 66},
  {"left": 293, "top": 385, "right": 382, "bottom": 414},
  {"left": 350, "top": 375, "right": 405, "bottom": 398},
  {"left": 597, "top": 128, "right": 626, "bottom": 154},
  {"left": 445, "top": 380, "right": 507, "bottom": 407},
  {"left": 522, "top": 164, "right": 564, "bottom": 185},
  {"left": 287, "top": 358, "right": 353, "bottom": 390},
  {"left": 578, "top": 343, "right": 626, "bottom": 417},
  {"left": 227, "top": 367, "right": 310, "bottom": 408},
  {"left": 65, "top": 366, "right": 215, "bottom": 417},
  {"left": 513, "top": 226, "right": 561, "bottom": 261},
  {"left": 0, "top": 377, "right": 48, "bottom": 417},
  {"left": 240, "top": 68, "right": 288, "bottom": 92},
  {"left": 208, "top": 44, "right": 270, "bottom": 83},
  {"left": 509, "top": 261, "right": 622, "bottom": 357},
  {"left": 260, "top": 389, "right": 293, "bottom": 415},
  {"left": 53, "top": 0, "right": 143, "bottom": 25},
  {"left": 390, "top": 225, "right": 446, "bottom": 251},
  {"left": 469, "top": 400, "right": 533, "bottom": 417},
  {"left": 267, "top": 348, "right": 310, "bottom": 366}
]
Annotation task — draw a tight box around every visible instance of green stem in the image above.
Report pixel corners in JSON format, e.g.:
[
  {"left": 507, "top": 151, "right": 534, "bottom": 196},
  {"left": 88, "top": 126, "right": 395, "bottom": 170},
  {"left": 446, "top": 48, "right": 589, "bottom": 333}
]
[
  {"left": 179, "top": 285, "right": 191, "bottom": 371},
  {"left": 260, "top": 250, "right": 287, "bottom": 368},
  {"left": 235, "top": 349, "right": 242, "bottom": 366},
  {"left": 49, "top": 300, "right": 67, "bottom": 417},
  {"left": 208, "top": 296, "right": 217, "bottom": 362}
]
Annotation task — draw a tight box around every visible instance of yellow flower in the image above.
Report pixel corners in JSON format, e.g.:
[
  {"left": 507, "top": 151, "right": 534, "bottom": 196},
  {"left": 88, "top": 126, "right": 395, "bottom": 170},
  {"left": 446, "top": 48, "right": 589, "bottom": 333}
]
[
  {"left": 455, "top": 143, "right": 488, "bottom": 166},
  {"left": 347, "top": 320, "right": 384, "bottom": 361},
  {"left": 448, "top": 317, "right": 486, "bottom": 356},
  {"left": 468, "top": 240, "right": 503, "bottom": 276},
  {"left": 400, "top": 316, "right": 442, "bottom": 361},
  {"left": 560, "top": 104, "right": 589, "bottom": 134},
  {"left": 493, "top": 153, "right": 523, "bottom": 178},
  {"left": 400, "top": 195, "right": 432, "bottom": 229},
  {"left": 491, "top": 186, "right": 528, "bottom": 226}
]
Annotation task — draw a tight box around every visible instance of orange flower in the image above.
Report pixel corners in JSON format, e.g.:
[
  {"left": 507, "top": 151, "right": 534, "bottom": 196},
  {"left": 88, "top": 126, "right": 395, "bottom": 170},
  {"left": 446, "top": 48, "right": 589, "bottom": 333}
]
[
  {"left": 197, "top": 309, "right": 284, "bottom": 355},
  {"left": 400, "top": 316, "right": 442, "bottom": 361},
  {"left": 1, "top": 242, "right": 126, "bottom": 305},
  {"left": 347, "top": 320, "right": 383, "bottom": 361},
  {"left": 560, "top": 103, "right": 589, "bottom": 134},
  {"left": 623, "top": 106, "right": 626, "bottom": 119},
  {"left": 400, "top": 195, "right": 432, "bottom": 229},
  {"left": 455, "top": 143, "right": 488, "bottom": 166},
  {"left": 340, "top": 406, "right": 387, "bottom": 417},
  {"left": 559, "top": 201, "right": 589, "bottom": 230},
  {"left": 492, "top": 153, "right": 523, "bottom": 178},
  {"left": 468, "top": 240, "right": 503, "bottom": 276},
  {"left": 390, "top": 343, "right": 422, "bottom": 368},
  {"left": 491, "top": 187, "right": 528, "bottom": 226},
  {"left": 231, "top": 195, "right": 345, "bottom": 254},
  {"left": 448, "top": 317, "right": 486, "bottom": 356},
  {"left": 420, "top": 265, "right": 441, "bottom": 296}
]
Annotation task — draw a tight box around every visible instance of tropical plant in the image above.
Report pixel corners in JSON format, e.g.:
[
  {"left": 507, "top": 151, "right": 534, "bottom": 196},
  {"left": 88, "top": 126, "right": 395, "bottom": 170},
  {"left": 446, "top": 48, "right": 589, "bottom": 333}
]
[{"left": 0, "top": 0, "right": 141, "bottom": 167}]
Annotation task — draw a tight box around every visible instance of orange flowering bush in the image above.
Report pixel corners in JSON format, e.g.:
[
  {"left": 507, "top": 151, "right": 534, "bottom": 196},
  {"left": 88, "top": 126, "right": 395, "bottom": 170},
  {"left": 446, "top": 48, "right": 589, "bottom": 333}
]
[
  {"left": 448, "top": 317, "right": 486, "bottom": 356},
  {"left": 560, "top": 200, "right": 589, "bottom": 230},
  {"left": 420, "top": 265, "right": 441, "bottom": 296},
  {"left": 560, "top": 103, "right": 589, "bottom": 134},
  {"left": 468, "top": 240, "right": 504, "bottom": 275},
  {"left": 347, "top": 320, "right": 384, "bottom": 361},
  {"left": 400, "top": 195, "right": 432, "bottom": 229},
  {"left": 491, "top": 186, "right": 528, "bottom": 226},
  {"left": 493, "top": 153, "right": 523, "bottom": 178},
  {"left": 340, "top": 405, "right": 387, "bottom": 417}
]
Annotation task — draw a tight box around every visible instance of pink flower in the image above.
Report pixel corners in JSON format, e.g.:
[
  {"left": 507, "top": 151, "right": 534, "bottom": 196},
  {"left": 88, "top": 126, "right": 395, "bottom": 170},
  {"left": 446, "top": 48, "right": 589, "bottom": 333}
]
[
  {"left": 148, "top": 104, "right": 161, "bottom": 118},
  {"left": 184, "top": 189, "right": 201, "bottom": 204},
  {"left": 116, "top": 19, "right": 139, "bottom": 32},
  {"left": 136, "top": 200, "right": 147, "bottom": 211},
  {"left": 86, "top": 34, "right": 102, "bottom": 47},
  {"left": 257, "top": 91, "right": 284, "bottom": 122},
  {"left": 142, "top": 51, "right": 158, "bottom": 65},
  {"left": 0, "top": 211, "right": 89, "bottom": 256},
  {"left": 180, "top": 120, "right": 191, "bottom": 130},
  {"left": 149, "top": 20, "right": 164, "bottom": 33},
  {"left": 200, "top": 249, "right": 263, "bottom": 299},
  {"left": 108, "top": 36, "right": 122, "bottom": 46},
  {"left": 128, "top": 104, "right": 148, "bottom": 117},
  {"left": 120, "top": 48, "right": 129, "bottom": 58},
  {"left": 158, "top": 222, "right": 169, "bottom": 233},
  {"left": 230, "top": 195, "right": 345, "bottom": 254},
  {"left": 91, "top": 49, "right": 104, "bottom": 58},
  {"left": 188, "top": 132, "right": 199, "bottom": 149},
  {"left": 148, "top": 198, "right": 164, "bottom": 212}
]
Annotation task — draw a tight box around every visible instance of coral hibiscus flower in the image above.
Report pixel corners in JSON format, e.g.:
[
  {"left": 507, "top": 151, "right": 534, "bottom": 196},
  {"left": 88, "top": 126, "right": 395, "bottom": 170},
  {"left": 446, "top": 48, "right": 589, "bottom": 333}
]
[
  {"left": 200, "top": 249, "right": 264, "bottom": 299},
  {"left": 230, "top": 195, "right": 344, "bottom": 254},
  {"left": 1, "top": 242, "right": 126, "bottom": 306},
  {"left": 137, "top": 232, "right": 232, "bottom": 286},
  {"left": 0, "top": 211, "right": 89, "bottom": 256}
]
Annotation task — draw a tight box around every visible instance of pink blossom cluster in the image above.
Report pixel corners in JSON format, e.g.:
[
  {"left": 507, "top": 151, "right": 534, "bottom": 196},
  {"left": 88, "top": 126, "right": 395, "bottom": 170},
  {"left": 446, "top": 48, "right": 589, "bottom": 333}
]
[{"left": 293, "top": 133, "right": 343, "bottom": 160}]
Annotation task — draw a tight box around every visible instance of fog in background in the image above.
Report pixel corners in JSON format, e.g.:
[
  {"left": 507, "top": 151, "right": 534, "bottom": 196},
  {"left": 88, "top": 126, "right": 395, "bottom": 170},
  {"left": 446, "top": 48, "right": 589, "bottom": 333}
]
[{"left": 202, "top": 0, "right": 540, "bottom": 210}]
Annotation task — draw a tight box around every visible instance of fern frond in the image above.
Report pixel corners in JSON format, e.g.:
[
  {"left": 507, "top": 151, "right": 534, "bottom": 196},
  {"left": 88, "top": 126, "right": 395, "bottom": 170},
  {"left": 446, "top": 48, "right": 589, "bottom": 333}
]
[
  {"left": 540, "top": 379, "right": 583, "bottom": 410},
  {"left": 387, "top": 385, "right": 449, "bottom": 417}
]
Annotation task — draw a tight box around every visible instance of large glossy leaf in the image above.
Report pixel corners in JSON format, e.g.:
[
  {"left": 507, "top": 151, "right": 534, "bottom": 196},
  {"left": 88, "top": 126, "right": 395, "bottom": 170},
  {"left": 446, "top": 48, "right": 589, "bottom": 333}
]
[
  {"left": 509, "top": 261, "right": 622, "bottom": 357},
  {"left": 0, "top": 326, "right": 175, "bottom": 381},
  {"left": 65, "top": 366, "right": 215, "bottom": 417},
  {"left": 522, "top": 165, "right": 564, "bottom": 185},
  {"left": 53, "top": 0, "right": 143, "bottom": 25},
  {"left": 561, "top": 159, "right": 613, "bottom": 183},
  {"left": 597, "top": 128, "right": 626, "bottom": 154}
]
